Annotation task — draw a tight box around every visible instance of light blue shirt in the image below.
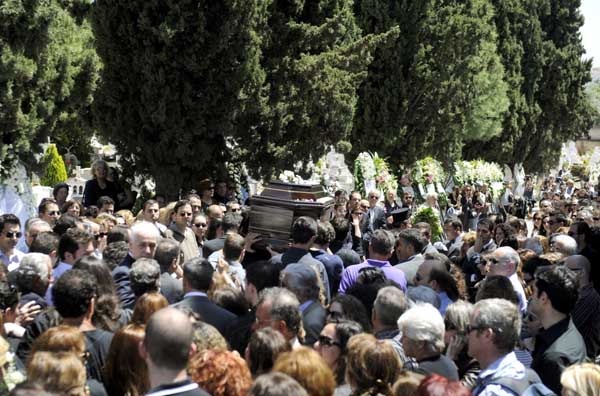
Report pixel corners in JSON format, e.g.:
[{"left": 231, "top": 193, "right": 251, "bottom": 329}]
[
  {"left": 473, "top": 352, "right": 527, "bottom": 396},
  {"left": 438, "top": 291, "right": 453, "bottom": 315}
]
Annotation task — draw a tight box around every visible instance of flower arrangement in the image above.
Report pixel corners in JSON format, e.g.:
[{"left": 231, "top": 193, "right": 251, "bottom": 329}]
[
  {"left": 354, "top": 152, "right": 398, "bottom": 196},
  {"left": 411, "top": 157, "right": 446, "bottom": 186},
  {"left": 453, "top": 160, "right": 503, "bottom": 186},
  {"left": 412, "top": 207, "right": 443, "bottom": 242}
]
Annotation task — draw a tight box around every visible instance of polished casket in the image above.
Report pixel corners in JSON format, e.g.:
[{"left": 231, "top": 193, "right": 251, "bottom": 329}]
[{"left": 248, "top": 181, "right": 335, "bottom": 247}]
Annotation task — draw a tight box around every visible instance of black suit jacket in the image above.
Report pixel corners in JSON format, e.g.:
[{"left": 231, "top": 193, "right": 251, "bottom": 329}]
[
  {"left": 112, "top": 254, "right": 136, "bottom": 309},
  {"left": 301, "top": 301, "right": 326, "bottom": 346},
  {"left": 160, "top": 272, "right": 183, "bottom": 304},
  {"left": 202, "top": 237, "right": 226, "bottom": 258},
  {"left": 225, "top": 308, "right": 256, "bottom": 355},
  {"left": 173, "top": 294, "right": 236, "bottom": 335}
]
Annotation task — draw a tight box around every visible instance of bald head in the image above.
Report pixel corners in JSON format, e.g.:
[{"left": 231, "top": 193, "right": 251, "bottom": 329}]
[
  {"left": 489, "top": 246, "right": 519, "bottom": 276},
  {"left": 144, "top": 307, "right": 193, "bottom": 371},
  {"left": 565, "top": 255, "right": 592, "bottom": 285}
]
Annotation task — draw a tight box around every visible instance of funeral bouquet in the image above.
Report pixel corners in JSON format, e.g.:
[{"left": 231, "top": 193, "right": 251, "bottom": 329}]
[
  {"left": 411, "top": 157, "right": 446, "bottom": 186},
  {"left": 354, "top": 152, "right": 377, "bottom": 196},
  {"left": 412, "top": 206, "right": 443, "bottom": 242},
  {"left": 454, "top": 160, "right": 503, "bottom": 186}
]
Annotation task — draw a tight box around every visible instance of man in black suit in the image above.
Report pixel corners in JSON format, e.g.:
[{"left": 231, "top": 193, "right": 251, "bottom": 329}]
[
  {"left": 155, "top": 239, "right": 183, "bottom": 304},
  {"left": 172, "top": 257, "right": 236, "bottom": 335},
  {"left": 202, "top": 212, "right": 242, "bottom": 257},
  {"left": 224, "top": 260, "right": 281, "bottom": 354},
  {"left": 112, "top": 221, "right": 160, "bottom": 308},
  {"left": 281, "top": 263, "right": 326, "bottom": 346}
]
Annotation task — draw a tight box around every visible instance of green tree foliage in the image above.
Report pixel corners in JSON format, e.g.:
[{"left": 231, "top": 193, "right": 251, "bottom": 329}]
[
  {"left": 92, "top": 0, "right": 267, "bottom": 196},
  {"left": 40, "top": 144, "right": 68, "bottom": 186},
  {"left": 0, "top": 0, "right": 100, "bottom": 176},
  {"left": 464, "top": 0, "right": 594, "bottom": 172},
  {"left": 587, "top": 80, "right": 600, "bottom": 127},
  {"left": 351, "top": 0, "right": 508, "bottom": 169},
  {"left": 235, "top": 0, "right": 393, "bottom": 178}
]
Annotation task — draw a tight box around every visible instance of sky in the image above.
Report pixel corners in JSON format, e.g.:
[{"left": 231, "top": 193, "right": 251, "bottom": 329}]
[{"left": 581, "top": 0, "right": 600, "bottom": 67}]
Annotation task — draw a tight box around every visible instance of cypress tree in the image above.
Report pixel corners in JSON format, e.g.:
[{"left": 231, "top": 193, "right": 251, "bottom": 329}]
[
  {"left": 0, "top": 0, "right": 100, "bottom": 175},
  {"left": 41, "top": 144, "right": 68, "bottom": 186},
  {"left": 92, "top": 0, "right": 267, "bottom": 197},
  {"left": 352, "top": 0, "right": 508, "bottom": 168}
]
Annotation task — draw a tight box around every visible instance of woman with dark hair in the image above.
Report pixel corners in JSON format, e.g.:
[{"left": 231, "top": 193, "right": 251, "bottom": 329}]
[
  {"left": 131, "top": 292, "right": 168, "bottom": 325},
  {"left": 53, "top": 183, "right": 69, "bottom": 209},
  {"left": 73, "top": 256, "right": 128, "bottom": 331},
  {"left": 104, "top": 324, "right": 149, "bottom": 396},
  {"left": 345, "top": 334, "right": 401, "bottom": 396},
  {"left": 327, "top": 294, "right": 371, "bottom": 333},
  {"left": 314, "top": 320, "right": 363, "bottom": 395},
  {"left": 61, "top": 200, "right": 82, "bottom": 217},
  {"left": 494, "top": 223, "right": 516, "bottom": 247},
  {"left": 191, "top": 212, "right": 208, "bottom": 256},
  {"left": 246, "top": 327, "right": 291, "bottom": 378}
]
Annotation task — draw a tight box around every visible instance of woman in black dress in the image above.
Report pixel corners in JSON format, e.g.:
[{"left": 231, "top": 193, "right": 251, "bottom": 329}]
[{"left": 83, "top": 160, "right": 121, "bottom": 209}]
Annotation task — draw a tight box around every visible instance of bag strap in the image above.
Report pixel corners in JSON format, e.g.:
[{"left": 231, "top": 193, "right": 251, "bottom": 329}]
[{"left": 481, "top": 369, "right": 539, "bottom": 395}]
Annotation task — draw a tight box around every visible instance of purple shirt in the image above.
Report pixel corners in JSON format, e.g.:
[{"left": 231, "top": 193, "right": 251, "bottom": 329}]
[{"left": 338, "top": 259, "right": 407, "bottom": 294}]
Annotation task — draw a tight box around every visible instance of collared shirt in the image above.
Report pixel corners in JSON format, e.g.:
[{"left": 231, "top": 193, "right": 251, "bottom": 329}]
[
  {"left": 338, "top": 259, "right": 407, "bottom": 293},
  {"left": 473, "top": 352, "right": 526, "bottom": 396},
  {"left": 508, "top": 273, "right": 527, "bottom": 314},
  {"left": 53, "top": 261, "right": 73, "bottom": 281},
  {"left": 299, "top": 300, "right": 313, "bottom": 313},
  {"left": 183, "top": 291, "right": 208, "bottom": 299},
  {"left": 0, "top": 248, "right": 25, "bottom": 271},
  {"left": 146, "top": 378, "right": 207, "bottom": 396},
  {"left": 438, "top": 291, "right": 452, "bottom": 315}
]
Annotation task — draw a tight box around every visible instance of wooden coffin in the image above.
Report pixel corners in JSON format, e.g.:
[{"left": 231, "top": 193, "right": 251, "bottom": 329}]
[{"left": 248, "top": 181, "right": 335, "bottom": 247}]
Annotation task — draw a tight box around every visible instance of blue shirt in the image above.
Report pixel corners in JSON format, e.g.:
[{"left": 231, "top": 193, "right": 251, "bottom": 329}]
[
  {"left": 473, "top": 352, "right": 527, "bottom": 396},
  {"left": 438, "top": 291, "right": 453, "bottom": 315}
]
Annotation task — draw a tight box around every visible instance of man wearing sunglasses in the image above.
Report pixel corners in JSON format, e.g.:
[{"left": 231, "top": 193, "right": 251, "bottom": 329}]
[
  {"left": 0, "top": 214, "right": 25, "bottom": 271},
  {"left": 38, "top": 199, "right": 60, "bottom": 227}
]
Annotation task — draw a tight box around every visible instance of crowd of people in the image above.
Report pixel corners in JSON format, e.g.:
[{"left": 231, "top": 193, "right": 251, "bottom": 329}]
[{"left": 0, "top": 160, "right": 599, "bottom": 396}]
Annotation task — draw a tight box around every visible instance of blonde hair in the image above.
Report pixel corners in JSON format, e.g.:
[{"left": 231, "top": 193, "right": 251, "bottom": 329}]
[
  {"left": 273, "top": 347, "right": 335, "bottom": 396},
  {"left": 159, "top": 201, "right": 177, "bottom": 226},
  {"left": 91, "top": 159, "right": 108, "bottom": 179},
  {"left": 27, "top": 351, "right": 87, "bottom": 396},
  {"left": 561, "top": 363, "right": 600, "bottom": 396},
  {"left": 116, "top": 209, "right": 136, "bottom": 226}
]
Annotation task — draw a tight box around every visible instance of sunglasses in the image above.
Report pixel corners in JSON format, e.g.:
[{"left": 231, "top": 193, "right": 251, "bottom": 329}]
[
  {"left": 318, "top": 335, "right": 341, "bottom": 348},
  {"left": 466, "top": 325, "right": 484, "bottom": 334},
  {"left": 369, "top": 195, "right": 379, "bottom": 199},
  {"left": 47, "top": 211, "right": 60, "bottom": 216},
  {"left": 179, "top": 212, "right": 192, "bottom": 217},
  {"left": 95, "top": 232, "right": 107, "bottom": 240},
  {"left": 230, "top": 208, "right": 240, "bottom": 213},
  {"left": 2, "top": 232, "right": 22, "bottom": 238},
  {"left": 194, "top": 223, "right": 207, "bottom": 228}
]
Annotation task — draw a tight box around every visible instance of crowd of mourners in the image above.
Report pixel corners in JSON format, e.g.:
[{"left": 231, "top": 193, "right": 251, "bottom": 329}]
[{"left": 0, "top": 159, "right": 600, "bottom": 396}]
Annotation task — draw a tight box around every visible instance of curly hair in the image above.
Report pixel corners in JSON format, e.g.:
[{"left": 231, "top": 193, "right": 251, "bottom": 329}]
[{"left": 189, "top": 349, "right": 253, "bottom": 396}]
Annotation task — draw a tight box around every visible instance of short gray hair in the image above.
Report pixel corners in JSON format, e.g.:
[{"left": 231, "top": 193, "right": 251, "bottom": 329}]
[
  {"left": 130, "top": 221, "right": 160, "bottom": 243},
  {"left": 257, "top": 287, "right": 301, "bottom": 336},
  {"left": 373, "top": 286, "right": 408, "bottom": 327},
  {"left": 495, "top": 246, "right": 520, "bottom": 274},
  {"left": 397, "top": 303, "right": 444, "bottom": 353},
  {"left": 553, "top": 234, "right": 578, "bottom": 256},
  {"left": 444, "top": 300, "right": 473, "bottom": 333},
  {"left": 472, "top": 298, "right": 521, "bottom": 353},
  {"left": 130, "top": 258, "right": 161, "bottom": 296},
  {"left": 16, "top": 253, "right": 50, "bottom": 293}
]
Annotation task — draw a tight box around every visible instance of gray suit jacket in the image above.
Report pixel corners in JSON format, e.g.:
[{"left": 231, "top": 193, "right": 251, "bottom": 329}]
[
  {"left": 394, "top": 254, "right": 424, "bottom": 285},
  {"left": 160, "top": 272, "right": 183, "bottom": 304}
]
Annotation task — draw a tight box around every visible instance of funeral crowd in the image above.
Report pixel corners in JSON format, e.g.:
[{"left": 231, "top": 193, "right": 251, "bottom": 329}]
[{"left": 0, "top": 159, "right": 600, "bottom": 396}]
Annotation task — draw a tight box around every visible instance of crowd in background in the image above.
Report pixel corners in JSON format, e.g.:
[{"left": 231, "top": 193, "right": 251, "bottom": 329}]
[{"left": 0, "top": 160, "right": 599, "bottom": 395}]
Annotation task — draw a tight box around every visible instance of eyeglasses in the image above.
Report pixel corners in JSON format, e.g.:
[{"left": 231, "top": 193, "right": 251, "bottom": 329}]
[
  {"left": 318, "top": 335, "right": 341, "bottom": 348},
  {"left": 47, "top": 211, "right": 60, "bottom": 216},
  {"left": 95, "top": 232, "right": 107, "bottom": 240},
  {"left": 466, "top": 325, "right": 484, "bottom": 334},
  {"left": 2, "top": 232, "right": 22, "bottom": 238},
  {"left": 194, "top": 223, "right": 207, "bottom": 228}
]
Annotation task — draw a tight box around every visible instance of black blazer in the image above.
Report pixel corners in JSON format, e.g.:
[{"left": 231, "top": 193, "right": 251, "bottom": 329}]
[
  {"left": 112, "top": 254, "right": 136, "bottom": 309},
  {"left": 301, "top": 301, "right": 327, "bottom": 346},
  {"left": 160, "top": 273, "right": 183, "bottom": 304},
  {"left": 172, "top": 294, "right": 236, "bottom": 335}
]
